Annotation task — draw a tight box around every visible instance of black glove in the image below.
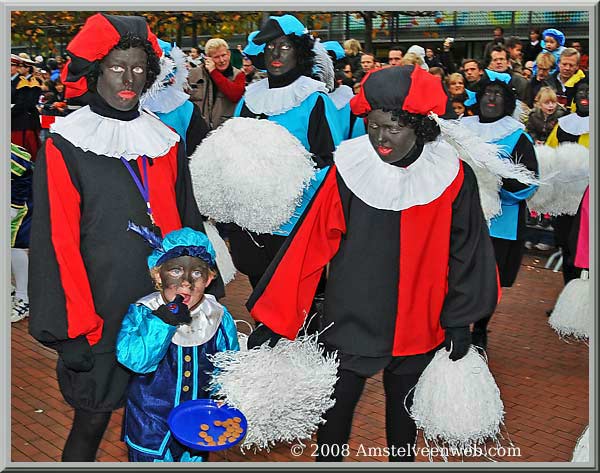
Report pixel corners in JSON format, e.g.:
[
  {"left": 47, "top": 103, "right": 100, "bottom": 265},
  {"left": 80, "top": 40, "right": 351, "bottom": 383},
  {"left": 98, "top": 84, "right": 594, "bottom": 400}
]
[
  {"left": 247, "top": 323, "right": 283, "bottom": 349},
  {"left": 444, "top": 326, "right": 471, "bottom": 361},
  {"left": 152, "top": 295, "right": 192, "bottom": 326},
  {"left": 55, "top": 335, "right": 95, "bottom": 372}
]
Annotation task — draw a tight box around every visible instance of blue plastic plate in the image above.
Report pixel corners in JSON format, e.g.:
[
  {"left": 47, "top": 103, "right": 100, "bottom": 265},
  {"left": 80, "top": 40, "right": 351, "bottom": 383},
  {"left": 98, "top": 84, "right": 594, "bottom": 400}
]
[{"left": 167, "top": 399, "right": 247, "bottom": 451}]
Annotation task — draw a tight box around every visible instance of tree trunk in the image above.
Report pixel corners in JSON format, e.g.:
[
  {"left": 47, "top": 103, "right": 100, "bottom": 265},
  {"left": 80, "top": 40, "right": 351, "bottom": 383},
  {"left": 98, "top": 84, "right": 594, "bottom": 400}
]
[{"left": 362, "top": 12, "right": 374, "bottom": 53}]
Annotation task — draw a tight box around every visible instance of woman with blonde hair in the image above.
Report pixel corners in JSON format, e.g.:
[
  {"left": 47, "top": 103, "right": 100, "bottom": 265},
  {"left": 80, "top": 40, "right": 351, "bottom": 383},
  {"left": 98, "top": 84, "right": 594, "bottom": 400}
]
[{"left": 446, "top": 72, "right": 466, "bottom": 97}]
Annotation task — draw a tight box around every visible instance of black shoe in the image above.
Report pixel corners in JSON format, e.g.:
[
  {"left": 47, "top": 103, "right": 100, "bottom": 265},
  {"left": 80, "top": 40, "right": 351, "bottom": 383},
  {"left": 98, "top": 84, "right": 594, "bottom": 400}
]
[{"left": 471, "top": 329, "right": 488, "bottom": 350}]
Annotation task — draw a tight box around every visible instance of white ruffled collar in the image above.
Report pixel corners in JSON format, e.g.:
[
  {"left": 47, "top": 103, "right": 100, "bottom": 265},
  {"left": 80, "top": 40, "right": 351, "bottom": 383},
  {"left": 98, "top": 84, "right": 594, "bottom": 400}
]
[
  {"left": 141, "top": 87, "right": 190, "bottom": 114},
  {"left": 50, "top": 105, "right": 180, "bottom": 160},
  {"left": 138, "top": 292, "right": 224, "bottom": 347},
  {"left": 558, "top": 113, "right": 589, "bottom": 136},
  {"left": 333, "top": 134, "right": 460, "bottom": 211},
  {"left": 328, "top": 84, "right": 354, "bottom": 110},
  {"left": 460, "top": 115, "right": 524, "bottom": 142},
  {"left": 243, "top": 75, "right": 328, "bottom": 116}
]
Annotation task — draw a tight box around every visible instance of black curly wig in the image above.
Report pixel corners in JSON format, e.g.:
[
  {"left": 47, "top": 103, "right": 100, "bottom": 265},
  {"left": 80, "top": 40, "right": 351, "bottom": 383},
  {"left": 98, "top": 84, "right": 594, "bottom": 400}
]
[
  {"left": 282, "top": 33, "right": 315, "bottom": 77},
  {"left": 86, "top": 33, "right": 161, "bottom": 94},
  {"left": 475, "top": 79, "right": 517, "bottom": 119},
  {"left": 388, "top": 109, "right": 441, "bottom": 144}
]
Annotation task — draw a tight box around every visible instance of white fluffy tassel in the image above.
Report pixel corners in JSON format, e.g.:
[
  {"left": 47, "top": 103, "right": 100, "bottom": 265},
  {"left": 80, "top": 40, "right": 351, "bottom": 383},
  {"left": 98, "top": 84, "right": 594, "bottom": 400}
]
[
  {"left": 189, "top": 117, "right": 316, "bottom": 234},
  {"left": 549, "top": 270, "right": 590, "bottom": 340},
  {"left": 429, "top": 113, "right": 538, "bottom": 223},
  {"left": 208, "top": 332, "right": 339, "bottom": 451},
  {"left": 572, "top": 425, "right": 589, "bottom": 462},
  {"left": 410, "top": 346, "right": 505, "bottom": 456},
  {"left": 527, "top": 143, "right": 589, "bottom": 216},
  {"left": 203, "top": 220, "right": 237, "bottom": 285},
  {"left": 312, "top": 38, "right": 335, "bottom": 93}
]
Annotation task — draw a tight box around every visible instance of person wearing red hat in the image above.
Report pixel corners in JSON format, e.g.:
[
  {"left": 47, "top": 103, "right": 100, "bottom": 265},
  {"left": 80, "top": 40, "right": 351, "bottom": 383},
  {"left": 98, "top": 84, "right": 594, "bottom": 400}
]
[
  {"left": 27, "top": 13, "right": 222, "bottom": 462},
  {"left": 246, "top": 64, "right": 500, "bottom": 462}
]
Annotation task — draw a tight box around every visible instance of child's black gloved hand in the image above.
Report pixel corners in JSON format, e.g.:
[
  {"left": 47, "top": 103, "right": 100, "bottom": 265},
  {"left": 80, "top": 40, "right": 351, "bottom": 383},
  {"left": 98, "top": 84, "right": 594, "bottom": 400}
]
[
  {"left": 247, "top": 323, "right": 282, "bottom": 349},
  {"left": 153, "top": 295, "right": 192, "bottom": 326},
  {"left": 55, "top": 335, "right": 95, "bottom": 372},
  {"left": 444, "top": 326, "right": 471, "bottom": 361}
]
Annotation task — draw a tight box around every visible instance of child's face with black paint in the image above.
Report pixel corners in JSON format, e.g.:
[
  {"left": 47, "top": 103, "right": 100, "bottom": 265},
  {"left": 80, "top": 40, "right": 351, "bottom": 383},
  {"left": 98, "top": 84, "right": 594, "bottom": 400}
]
[{"left": 154, "top": 256, "right": 214, "bottom": 310}]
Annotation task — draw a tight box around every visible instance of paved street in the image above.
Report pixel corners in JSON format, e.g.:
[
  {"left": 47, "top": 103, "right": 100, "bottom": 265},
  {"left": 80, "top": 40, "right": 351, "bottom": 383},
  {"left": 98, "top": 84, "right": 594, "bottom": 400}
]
[{"left": 10, "top": 252, "right": 589, "bottom": 463}]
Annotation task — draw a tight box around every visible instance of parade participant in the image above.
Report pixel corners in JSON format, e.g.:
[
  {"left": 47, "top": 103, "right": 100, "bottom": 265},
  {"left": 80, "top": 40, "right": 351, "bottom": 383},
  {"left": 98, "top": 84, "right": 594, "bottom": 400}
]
[
  {"left": 224, "top": 14, "right": 342, "bottom": 289},
  {"left": 246, "top": 65, "right": 499, "bottom": 461},
  {"left": 11, "top": 54, "right": 42, "bottom": 158},
  {"left": 141, "top": 39, "right": 210, "bottom": 157},
  {"left": 28, "top": 13, "right": 222, "bottom": 462},
  {"left": 460, "top": 72, "right": 539, "bottom": 348},
  {"left": 545, "top": 79, "right": 589, "bottom": 285},
  {"left": 10, "top": 143, "right": 34, "bottom": 323},
  {"left": 117, "top": 225, "right": 239, "bottom": 462}
]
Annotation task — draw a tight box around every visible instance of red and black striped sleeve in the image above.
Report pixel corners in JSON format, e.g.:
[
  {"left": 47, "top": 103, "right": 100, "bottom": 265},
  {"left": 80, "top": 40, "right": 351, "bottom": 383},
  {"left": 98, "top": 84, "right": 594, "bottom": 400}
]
[
  {"left": 246, "top": 166, "right": 346, "bottom": 339},
  {"left": 28, "top": 138, "right": 104, "bottom": 347}
]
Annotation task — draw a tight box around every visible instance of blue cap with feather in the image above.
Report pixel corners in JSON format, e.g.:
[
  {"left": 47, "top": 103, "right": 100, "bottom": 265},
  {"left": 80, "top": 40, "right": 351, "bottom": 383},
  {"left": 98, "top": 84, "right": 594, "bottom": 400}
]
[{"left": 127, "top": 222, "right": 216, "bottom": 269}]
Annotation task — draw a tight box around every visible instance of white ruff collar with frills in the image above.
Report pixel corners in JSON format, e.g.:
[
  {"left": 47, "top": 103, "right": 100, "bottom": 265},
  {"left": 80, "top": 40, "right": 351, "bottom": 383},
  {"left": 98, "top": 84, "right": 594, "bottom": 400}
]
[
  {"left": 50, "top": 105, "right": 180, "bottom": 160},
  {"left": 334, "top": 134, "right": 460, "bottom": 211},
  {"left": 243, "top": 75, "right": 328, "bottom": 116},
  {"left": 459, "top": 115, "right": 524, "bottom": 143}
]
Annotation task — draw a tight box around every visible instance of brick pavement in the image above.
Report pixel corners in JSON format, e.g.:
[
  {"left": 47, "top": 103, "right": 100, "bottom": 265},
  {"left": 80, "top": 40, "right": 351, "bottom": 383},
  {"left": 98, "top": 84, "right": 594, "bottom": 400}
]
[{"left": 10, "top": 252, "right": 589, "bottom": 463}]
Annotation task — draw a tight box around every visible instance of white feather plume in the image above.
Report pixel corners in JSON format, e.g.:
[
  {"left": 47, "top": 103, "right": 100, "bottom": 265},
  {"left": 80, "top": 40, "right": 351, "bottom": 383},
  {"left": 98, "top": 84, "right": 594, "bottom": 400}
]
[
  {"left": 572, "top": 425, "right": 589, "bottom": 462},
  {"left": 549, "top": 270, "right": 590, "bottom": 340},
  {"left": 189, "top": 117, "right": 316, "bottom": 234},
  {"left": 312, "top": 38, "right": 335, "bottom": 93},
  {"left": 527, "top": 143, "right": 589, "bottom": 216},
  {"left": 203, "top": 220, "right": 237, "bottom": 285},
  {"left": 410, "top": 346, "right": 505, "bottom": 456},
  {"left": 429, "top": 113, "right": 539, "bottom": 223},
  {"left": 207, "top": 332, "right": 339, "bottom": 452}
]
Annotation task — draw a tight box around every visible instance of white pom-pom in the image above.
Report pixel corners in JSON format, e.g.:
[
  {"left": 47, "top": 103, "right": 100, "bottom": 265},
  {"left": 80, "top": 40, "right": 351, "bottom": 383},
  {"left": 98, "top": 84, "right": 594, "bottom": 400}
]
[
  {"left": 203, "top": 220, "right": 237, "bottom": 285},
  {"left": 549, "top": 270, "right": 590, "bottom": 340},
  {"left": 572, "top": 425, "right": 589, "bottom": 462},
  {"left": 528, "top": 143, "right": 589, "bottom": 216},
  {"left": 410, "top": 346, "right": 505, "bottom": 455},
  {"left": 208, "top": 333, "right": 339, "bottom": 451},
  {"left": 189, "top": 117, "right": 316, "bottom": 234}
]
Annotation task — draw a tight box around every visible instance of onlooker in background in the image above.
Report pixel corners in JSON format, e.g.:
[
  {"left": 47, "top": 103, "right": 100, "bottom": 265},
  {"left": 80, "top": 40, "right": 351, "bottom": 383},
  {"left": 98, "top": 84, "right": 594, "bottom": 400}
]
[
  {"left": 438, "top": 37, "right": 457, "bottom": 73},
  {"left": 323, "top": 40, "right": 347, "bottom": 70},
  {"left": 540, "top": 28, "right": 566, "bottom": 74},
  {"left": 356, "top": 51, "right": 376, "bottom": 81},
  {"left": 242, "top": 56, "right": 266, "bottom": 85},
  {"left": 38, "top": 79, "right": 69, "bottom": 144},
  {"left": 387, "top": 45, "right": 404, "bottom": 66},
  {"left": 401, "top": 51, "right": 425, "bottom": 69},
  {"left": 462, "top": 58, "right": 484, "bottom": 92},
  {"left": 424, "top": 46, "right": 444, "bottom": 70},
  {"left": 483, "top": 26, "right": 505, "bottom": 61},
  {"left": 522, "top": 61, "right": 534, "bottom": 80},
  {"left": 46, "top": 58, "right": 60, "bottom": 81},
  {"left": 450, "top": 92, "right": 470, "bottom": 117},
  {"left": 505, "top": 36, "right": 524, "bottom": 76},
  {"left": 571, "top": 41, "right": 588, "bottom": 71},
  {"left": 341, "top": 63, "right": 355, "bottom": 87},
  {"left": 187, "top": 45, "right": 203, "bottom": 67},
  {"left": 343, "top": 38, "right": 363, "bottom": 78},
  {"left": 187, "top": 38, "right": 245, "bottom": 130},
  {"left": 522, "top": 28, "right": 543, "bottom": 64},
  {"left": 446, "top": 72, "right": 466, "bottom": 98},
  {"left": 487, "top": 45, "right": 528, "bottom": 101},
  {"left": 525, "top": 52, "right": 556, "bottom": 107},
  {"left": 406, "top": 45, "right": 430, "bottom": 70},
  {"left": 547, "top": 47, "right": 586, "bottom": 109},
  {"left": 428, "top": 66, "right": 445, "bottom": 80},
  {"left": 526, "top": 86, "right": 567, "bottom": 144}
]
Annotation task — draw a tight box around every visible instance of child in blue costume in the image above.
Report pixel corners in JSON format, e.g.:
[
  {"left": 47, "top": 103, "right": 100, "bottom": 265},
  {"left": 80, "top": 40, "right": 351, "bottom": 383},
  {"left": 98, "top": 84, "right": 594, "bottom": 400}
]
[
  {"left": 460, "top": 71, "right": 539, "bottom": 348},
  {"left": 117, "top": 225, "right": 239, "bottom": 462},
  {"left": 532, "top": 28, "right": 565, "bottom": 76}
]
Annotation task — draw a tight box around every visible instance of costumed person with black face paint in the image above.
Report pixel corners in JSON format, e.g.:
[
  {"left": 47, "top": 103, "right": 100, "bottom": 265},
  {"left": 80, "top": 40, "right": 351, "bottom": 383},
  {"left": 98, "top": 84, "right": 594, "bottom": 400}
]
[
  {"left": 221, "top": 14, "right": 343, "bottom": 289},
  {"left": 460, "top": 71, "right": 539, "bottom": 349},
  {"left": 27, "top": 14, "right": 223, "bottom": 462},
  {"left": 245, "top": 65, "right": 500, "bottom": 462},
  {"left": 116, "top": 225, "right": 239, "bottom": 462},
  {"left": 140, "top": 39, "right": 210, "bottom": 157}
]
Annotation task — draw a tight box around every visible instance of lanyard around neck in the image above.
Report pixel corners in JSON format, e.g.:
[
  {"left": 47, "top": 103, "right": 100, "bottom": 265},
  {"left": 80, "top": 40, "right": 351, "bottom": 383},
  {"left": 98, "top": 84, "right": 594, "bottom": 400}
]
[{"left": 121, "top": 156, "right": 155, "bottom": 225}]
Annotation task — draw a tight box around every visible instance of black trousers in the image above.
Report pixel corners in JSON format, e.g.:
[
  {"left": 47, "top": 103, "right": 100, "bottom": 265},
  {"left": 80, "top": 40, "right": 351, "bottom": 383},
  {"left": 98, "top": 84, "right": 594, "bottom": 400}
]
[{"left": 316, "top": 360, "right": 427, "bottom": 462}]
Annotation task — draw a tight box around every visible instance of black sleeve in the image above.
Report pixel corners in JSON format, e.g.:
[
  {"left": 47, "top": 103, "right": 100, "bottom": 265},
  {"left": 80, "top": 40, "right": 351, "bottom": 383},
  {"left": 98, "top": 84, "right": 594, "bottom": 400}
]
[
  {"left": 440, "top": 163, "right": 499, "bottom": 328},
  {"left": 174, "top": 142, "right": 225, "bottom": 299},
  {"left": 502, "top": 134, "right": 538, "bottom": 193},
  {"left": 184, "top": 103, "right": 210, "bottom": 158},
  {"left": 307, "top": 95, "right": 336, "bottom": 169}
]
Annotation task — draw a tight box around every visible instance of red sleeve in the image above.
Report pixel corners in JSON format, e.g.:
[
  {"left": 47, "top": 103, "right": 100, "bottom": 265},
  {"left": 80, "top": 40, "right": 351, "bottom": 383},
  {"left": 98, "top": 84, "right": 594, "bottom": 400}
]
[
  {"left": 247, "top": 168, "right": 346, "bottom": 339},
  {"left": 209, "top": 69, "right": 246, "bottom": 103},
  {"left": 46, "top": 139, "right": 104, "bottom": 345}
]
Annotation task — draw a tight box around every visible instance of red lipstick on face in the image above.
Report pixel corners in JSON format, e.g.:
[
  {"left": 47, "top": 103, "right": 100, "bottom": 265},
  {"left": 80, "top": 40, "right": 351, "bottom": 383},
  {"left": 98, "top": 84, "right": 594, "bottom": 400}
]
[
  {"left": 377, "top": 146, "right": 393, "bottom": 156},
  {"left": 178, "top": 293, "right": 191, "bottom": 305},
  {"left": 580, "top": 99, "right": 589, "bottom": 106},
  {"left": 271, "top": 61, "right": 283, "bottom": 67},
  {"left": 118, "top": 90, "right": 137, "bottom": 99}
]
